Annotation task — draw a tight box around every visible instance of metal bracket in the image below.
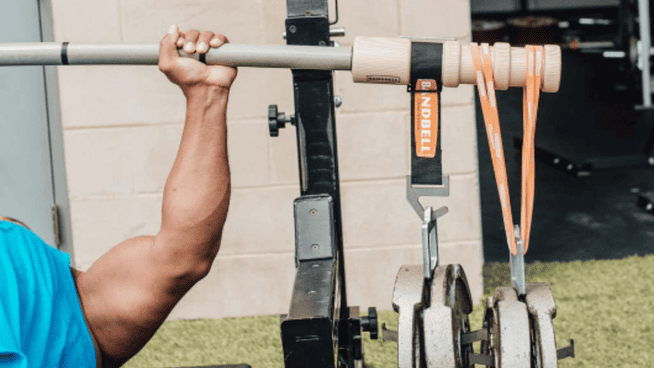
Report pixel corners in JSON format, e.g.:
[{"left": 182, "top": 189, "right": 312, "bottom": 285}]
[
  {"left": 407, "top": 175, "right": 449, "bottom": 280},
  {"left": 406, "top": 175, "right": 449, "bottom": 218},
  {"left": 461, "top": 328, "right": 489, "bottom": 345},
  {"left": 422, "top": 206, "right": 445, "bottom": 280},
  {"left": 557, "top": 339, "right": 576, "bottom": 360},
  {"left": 294, "top": 195, "right": 336, "bottom": 266},
  {"left": 510, "top": 225, "right": 526, "bottom": 297},
  {"left": 468, "top": 353, "right": 495, "bottom": 366},
  {"left": 51, "top": 204, "right": 61, "bottom": 247},
  {"left": 381, "top": 323, "right": 398, "bottom": 342},
  {"left": 329, "top": 0, "right": 339, "bottom": 25}
]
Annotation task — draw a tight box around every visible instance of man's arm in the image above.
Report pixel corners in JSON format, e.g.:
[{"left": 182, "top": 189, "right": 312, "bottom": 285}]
[{"left": 73, "top": 26, "right": 237, "bottom": 368}]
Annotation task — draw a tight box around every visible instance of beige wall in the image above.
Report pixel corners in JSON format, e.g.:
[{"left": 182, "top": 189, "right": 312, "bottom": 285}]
[{"left": 52, "top": 0, "right": 484, "bottom": 319}]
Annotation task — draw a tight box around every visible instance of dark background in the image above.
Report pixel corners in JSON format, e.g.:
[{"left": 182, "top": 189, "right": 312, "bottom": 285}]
[{"left": 477, "top": 49, "right": 654, "bottom": 263}]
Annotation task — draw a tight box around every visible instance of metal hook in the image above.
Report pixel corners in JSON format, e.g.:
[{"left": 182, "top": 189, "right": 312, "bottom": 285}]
[
  {"left": 406, "top": 175, "right": 449, "bottom": 218},
  {"left": 510, "top": 224, "right": 526, "bottom": 297},
  {"left": 329, "top": 0, "right": 339, "bottom": 25},
  {"left": 422, "top": 206, "right": 440, "bottom": 280}
]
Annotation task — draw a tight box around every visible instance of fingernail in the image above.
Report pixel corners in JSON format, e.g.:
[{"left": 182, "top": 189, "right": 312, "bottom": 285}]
[
  {"left": 197, "top": 41, "right": 207, "bottom": 52},
  {"left": 168, "top": 24, "right": 177, "bottom": 35},
  {"left": 184, "top": 42, "right": 194, "bottom": 52},
  {"left": 210, "top": 38, "right": 220, "bottom": 47}
]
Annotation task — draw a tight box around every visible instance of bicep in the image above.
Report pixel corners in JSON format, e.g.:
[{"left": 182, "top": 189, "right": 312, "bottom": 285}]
[{"left": 75, "top": 235, "right": 202, "bottom": 365}]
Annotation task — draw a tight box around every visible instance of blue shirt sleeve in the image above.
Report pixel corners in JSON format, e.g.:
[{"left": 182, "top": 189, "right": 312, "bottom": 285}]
[
  {"left": 0, "top": 307, "right": 27, "bottom": 367},
  {"left": 0, "top": 225, "right": 28, "bottom": 368},
  {"left": 0, "top": 220, "right": 96, "bottom": 367}
]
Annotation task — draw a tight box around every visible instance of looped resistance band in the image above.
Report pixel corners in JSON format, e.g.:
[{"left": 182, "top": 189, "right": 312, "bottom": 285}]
[
  {"left": 521, "top": 45, "right": 543, "bottom": 253},
  {"left": 471, "top": 42, "right": 543, "bottom": 256}
]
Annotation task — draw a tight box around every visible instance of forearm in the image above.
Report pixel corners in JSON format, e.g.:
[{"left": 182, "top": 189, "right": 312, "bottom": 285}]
[{"left": 157, "top": 86, "right": 231, "bottom": 272}]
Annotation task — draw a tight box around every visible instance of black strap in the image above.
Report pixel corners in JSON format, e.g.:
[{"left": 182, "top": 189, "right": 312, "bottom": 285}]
[
  {"left": 61, "top": 42, "right": 69, "bottom": 65},
  {"left": 410, "top": 42, "right": 443, "bottom": 92},
  {"left": 199, "top": 52, "right": 206, "bottom": 64},
  {"left": 409, "top": 42, "right": 444, "bottom": 186}
]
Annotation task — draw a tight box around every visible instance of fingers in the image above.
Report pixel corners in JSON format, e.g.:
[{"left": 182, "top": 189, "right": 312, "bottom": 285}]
[
  {"left": 159, "top": 24, "right": 181, "bottom": 71},
  {"left": 210, "top": 34, "right": 229, "bottom": 48},
  {"left": 160, "top": 26, "right": 232, "bottom": 81},
  {"left": 183, "top": 30, "right": 201, "bottom": 54},
  {"left": 164, "top": 26, "right": 229, "bottom": 54},
  {"left": 197, "top": 31, "right": 215, "bottom": 53}
]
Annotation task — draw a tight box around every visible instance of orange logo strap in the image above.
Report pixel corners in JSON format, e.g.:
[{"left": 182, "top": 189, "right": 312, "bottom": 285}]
[
  {"left": 470, "top": 43, "right": 518, "bottom": 255},
  {"left": 414, "top": 79, "right": 439, "bottom": 158},
  {"left": 521, "top": 45, "right": 543, "bottom": 253}
]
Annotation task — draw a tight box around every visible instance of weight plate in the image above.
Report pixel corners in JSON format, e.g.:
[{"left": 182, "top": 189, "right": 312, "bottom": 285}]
[
  {"left": 392, "top": 265, "right": 425, "bottom": 368},
  {"left": 481, "top": 287, "right": 531, "bottom": 367},
  {"left": 525, "top": 283, "right": 558, "bottom": 368},
  {"left": 423, "top": 264, "right": 474, "bottom": 368}
]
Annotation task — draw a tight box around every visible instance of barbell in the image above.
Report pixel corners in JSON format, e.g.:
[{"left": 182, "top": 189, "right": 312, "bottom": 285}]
[{"left": 0, "top": 37, "right": 562, "bottom": 93}]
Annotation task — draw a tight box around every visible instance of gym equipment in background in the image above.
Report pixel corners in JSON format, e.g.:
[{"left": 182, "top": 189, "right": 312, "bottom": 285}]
[
  {"left": 1, "top": 0, "right": 572, "bottom": 366},
  {"left": 514, "top": 0, "right": 653, "bottom": 178}
]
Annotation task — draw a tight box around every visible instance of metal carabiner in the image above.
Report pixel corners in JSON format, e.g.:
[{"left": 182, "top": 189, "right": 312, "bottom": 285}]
[{"left": 510, "top": 224, "right": 526, "bottom": 297}]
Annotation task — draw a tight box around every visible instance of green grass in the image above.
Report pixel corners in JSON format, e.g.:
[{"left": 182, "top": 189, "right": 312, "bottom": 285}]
[{"left": 124, "top": 255, "right": 654, "bottom": 367}]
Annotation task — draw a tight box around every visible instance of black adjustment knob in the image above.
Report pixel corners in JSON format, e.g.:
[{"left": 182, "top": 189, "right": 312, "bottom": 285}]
[
  {"left": 268, "top": 105, "right": 284, "bottom": 137},
  {"left": 361, "top": 307, "right": 378, "bottom": 340},
  {"left": 268, "top": 105, "right": 296, "bottom": 137}
]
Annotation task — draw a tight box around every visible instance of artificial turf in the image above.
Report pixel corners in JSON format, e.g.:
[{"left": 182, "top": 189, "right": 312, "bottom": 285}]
[{"left": 123, "top": 254, "right": 654, "bottom": 367}]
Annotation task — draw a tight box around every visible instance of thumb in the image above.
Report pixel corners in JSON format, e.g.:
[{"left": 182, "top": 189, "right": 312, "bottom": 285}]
[{"left": 159, "top": 24, "right": 180, "bottom": 70}]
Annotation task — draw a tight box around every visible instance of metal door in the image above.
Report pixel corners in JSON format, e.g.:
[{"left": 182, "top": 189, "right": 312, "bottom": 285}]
[{"left": 0, "top": 0, "right": 57, "bottom": 246}]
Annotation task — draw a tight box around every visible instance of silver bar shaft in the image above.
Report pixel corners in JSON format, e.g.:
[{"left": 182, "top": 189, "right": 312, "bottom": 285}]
[
  {"left": 638, "top": 0, "right": 652, "bottom": 107},
  {"left": 0, "top": 43, "right": 353, "bottom": 70}
]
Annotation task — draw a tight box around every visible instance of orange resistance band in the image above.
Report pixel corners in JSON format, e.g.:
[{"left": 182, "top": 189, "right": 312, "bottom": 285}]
[
  {"left": 471, "top": 43, "right": 543, "bottom": 256},
  {"left": 521, "top": 45, "right": 543, "bottom": 253}
]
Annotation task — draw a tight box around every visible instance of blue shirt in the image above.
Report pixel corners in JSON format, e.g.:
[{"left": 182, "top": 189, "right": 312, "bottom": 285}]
[{"left": 0, "top": 221, "right": 96, "bottom": 367}]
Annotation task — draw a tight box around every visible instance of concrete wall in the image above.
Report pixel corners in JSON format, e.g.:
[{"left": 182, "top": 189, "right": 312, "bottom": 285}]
[{"left": 52, "top": 0, "right": 484, "bottom": 319}]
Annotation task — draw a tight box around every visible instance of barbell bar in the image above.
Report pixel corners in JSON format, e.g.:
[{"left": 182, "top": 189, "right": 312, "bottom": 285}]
[{"left": 0, "top": 37, "right": 562, "bottom": 93}]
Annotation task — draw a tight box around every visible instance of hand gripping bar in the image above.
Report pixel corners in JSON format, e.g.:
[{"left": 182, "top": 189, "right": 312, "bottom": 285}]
[{"left": 0, "top": 37, "right": 561, "bottom": 92}]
